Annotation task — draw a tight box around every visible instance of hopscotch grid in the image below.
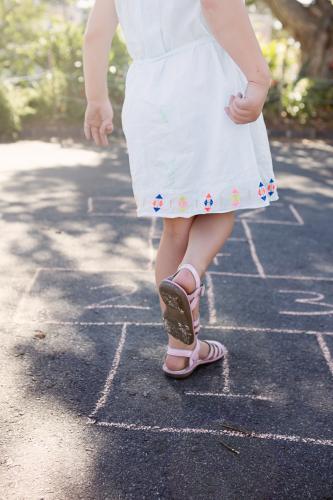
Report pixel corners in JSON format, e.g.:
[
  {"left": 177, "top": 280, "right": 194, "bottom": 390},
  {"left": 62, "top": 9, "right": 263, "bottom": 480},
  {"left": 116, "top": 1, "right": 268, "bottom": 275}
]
[
  {"left": 86, "top": 322, "right": 333, "bottom": 448},
  {"left": 17, "top": 271, "right": 329, "bottom": 447},
  {"left": 20, "top": 200, "right": 331, "bottom": 448}
]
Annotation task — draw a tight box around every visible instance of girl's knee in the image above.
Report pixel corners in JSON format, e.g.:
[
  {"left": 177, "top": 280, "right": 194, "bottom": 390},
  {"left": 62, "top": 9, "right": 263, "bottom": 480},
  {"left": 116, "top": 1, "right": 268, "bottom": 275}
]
[{"left": 162, "top": 216, "right": 194, "bottom": 242}]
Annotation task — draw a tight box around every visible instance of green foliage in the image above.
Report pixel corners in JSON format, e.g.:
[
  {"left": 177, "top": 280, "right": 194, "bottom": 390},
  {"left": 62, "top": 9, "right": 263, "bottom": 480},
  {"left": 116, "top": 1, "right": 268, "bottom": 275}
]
[
  {"left": 264, "top": 78, "right": 333, "bottom": 129},
  {"left": 0, "top": 83, "right": 21, "bottom": 140},
  {"left": 262, "top": 38, "right": 300, "bottom": 83},
  {"left": 283, "top": 78, "right": 333, "bottom": 125},
  {"left": 261, "top": 37, "right": 333, "bottom": 129},
  {"left": 0, "top": 0, "right": 130, "bottom": 137},
  {"left": 0, "top": 0, "right": 332, "bottom": 137}
]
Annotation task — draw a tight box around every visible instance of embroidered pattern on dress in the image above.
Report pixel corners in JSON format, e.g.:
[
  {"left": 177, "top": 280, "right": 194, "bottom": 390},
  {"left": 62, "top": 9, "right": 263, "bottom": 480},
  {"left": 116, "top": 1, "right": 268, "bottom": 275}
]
[
  {"left": 203, "top": 193, "right": 214, "bottom": 212},
  {"left": 178, "top": 195, "right": 188, "bottom": 212},
  {"left": 258, "top": 181, "right": 267, "bottom": 201},
  {"left": 152, "top": 193, "right": 164, "bottom": 212},
  {"left": 231, "top": 188, "right": 241, "bottom": 207},
  {"left": 267, "top": 178, "right": 276, "bottom": 197}
]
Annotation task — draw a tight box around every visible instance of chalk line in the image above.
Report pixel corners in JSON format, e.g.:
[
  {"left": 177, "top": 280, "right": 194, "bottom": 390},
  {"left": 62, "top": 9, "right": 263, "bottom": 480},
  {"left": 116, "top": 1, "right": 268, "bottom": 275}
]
[
  {"left": 289, "top": 204, "right": 305, "bottom": 226},
  {"left": 209, "top": 271, "right": 333, "bottom": 282},
  {"left": 86, "top": 419, "right": 333, "bottom": 447},
  {"left": 26, "top": 267, "right": 333, "bottom": 282},
  {"left": 89, "top": 323, "right": 127, "bottom": 418},
  {"left": 7, "top": 320, "right": 333, "bottom": 337},
  {"left": 205, "top": 272, "right": 217, "bottom": 325},
  {"left": 316, "top": 333, "right": 333, "bottom": 379},
  {"left": 87, "top": 197, "right": 93, "bottom": 214},
  {"left": 85, "top": 304, "right": 151, "bottom": 310},
  {"left": 241, "top": 220, "right": 266, "bottom": 278},
  {"left": 184, "top": 391, "right": 274, "bottom": 402},
  {"left": 13, "top": 268, "right": 41, "bottom": 323},
  {"left": 222, "top": 350, "right": 230, "bottom": 393},
  {"left": 147, "top": 216, "right": 157, "bottom": 270}
]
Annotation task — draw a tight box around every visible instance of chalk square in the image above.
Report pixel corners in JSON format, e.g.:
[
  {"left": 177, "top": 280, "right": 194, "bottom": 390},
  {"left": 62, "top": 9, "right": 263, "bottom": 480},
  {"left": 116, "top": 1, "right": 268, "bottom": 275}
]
[
  {"left": 93, "top": 325, "right": 333, "bottom": 441},
  {"left": 209, "top": 274, "right": 333, "bottom": 331}
]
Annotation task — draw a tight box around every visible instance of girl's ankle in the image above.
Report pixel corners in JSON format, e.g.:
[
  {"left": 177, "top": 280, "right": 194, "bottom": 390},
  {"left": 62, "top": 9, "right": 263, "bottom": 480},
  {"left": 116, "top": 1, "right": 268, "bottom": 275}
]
[
  {"left": 173, "top": 268, "right": 197, "bottom": 293},
  {"left": 168, "top": 335, "right": 196, "bottom": 350}
]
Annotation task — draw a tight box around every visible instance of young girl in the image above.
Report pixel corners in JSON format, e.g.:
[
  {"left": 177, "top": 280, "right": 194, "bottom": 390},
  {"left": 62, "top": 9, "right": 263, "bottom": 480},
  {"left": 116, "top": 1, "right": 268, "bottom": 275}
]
[{"left": 83, "top": 0, "right": 279, "bottom": 379}]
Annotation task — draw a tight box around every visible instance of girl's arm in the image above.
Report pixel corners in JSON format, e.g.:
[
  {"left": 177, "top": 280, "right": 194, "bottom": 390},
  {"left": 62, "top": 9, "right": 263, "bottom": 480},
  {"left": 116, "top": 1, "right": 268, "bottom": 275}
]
[
  {"left": 201, "top": 0, "right": 271, "bottom": 124},
  {"left": 83, "top": 0, "right": 118, "bottom": 145}
]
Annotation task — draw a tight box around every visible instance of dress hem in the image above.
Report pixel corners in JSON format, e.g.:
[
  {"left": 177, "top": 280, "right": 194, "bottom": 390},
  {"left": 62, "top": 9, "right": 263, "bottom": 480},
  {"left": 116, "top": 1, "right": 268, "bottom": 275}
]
[{"left": 135, "top": 193, "right": 279, "bottom": 218}]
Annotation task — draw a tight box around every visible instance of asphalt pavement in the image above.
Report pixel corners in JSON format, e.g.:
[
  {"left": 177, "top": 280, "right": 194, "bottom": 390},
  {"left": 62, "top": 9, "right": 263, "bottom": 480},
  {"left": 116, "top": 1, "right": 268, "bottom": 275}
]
[{"left": 0, "top": 136, "right": 332, "bottom": 499}]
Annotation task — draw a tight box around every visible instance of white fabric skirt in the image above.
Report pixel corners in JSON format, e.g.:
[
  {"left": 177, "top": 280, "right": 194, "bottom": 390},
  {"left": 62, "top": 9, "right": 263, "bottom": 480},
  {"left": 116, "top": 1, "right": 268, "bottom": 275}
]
[{"left": 121, "top": 35, "right": 279, "bottom": 218}]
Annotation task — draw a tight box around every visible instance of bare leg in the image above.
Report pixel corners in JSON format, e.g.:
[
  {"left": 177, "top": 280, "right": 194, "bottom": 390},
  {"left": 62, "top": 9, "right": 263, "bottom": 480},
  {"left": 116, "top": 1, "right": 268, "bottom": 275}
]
[
  {"left": 155, "top": 216, "right": 195, "bottom": 310},
  {"left": 155, "top": 212, "right": 235, "bottom": 371}
]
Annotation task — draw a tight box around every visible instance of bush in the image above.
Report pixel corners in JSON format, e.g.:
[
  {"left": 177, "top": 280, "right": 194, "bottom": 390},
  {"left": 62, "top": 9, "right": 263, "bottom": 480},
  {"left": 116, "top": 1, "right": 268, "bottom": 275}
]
[
  {"left": 263, "top": 77, "right": 333, "bottom": 130},
  {"left": 0, "top": 83, "right": 21, "bottom": 140},
  {"left": 1, "top": 3, "right": 131, "bottom": 134},
  {"left": 283, "top": 78, "right": 333, "bottom": 126}
]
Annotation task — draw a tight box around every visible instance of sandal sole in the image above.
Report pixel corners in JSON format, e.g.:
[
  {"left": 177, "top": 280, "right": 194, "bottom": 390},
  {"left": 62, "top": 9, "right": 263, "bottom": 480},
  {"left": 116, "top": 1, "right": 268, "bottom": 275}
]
[{"left": 159, "top": 280, "right": 195, "bottom": 345}]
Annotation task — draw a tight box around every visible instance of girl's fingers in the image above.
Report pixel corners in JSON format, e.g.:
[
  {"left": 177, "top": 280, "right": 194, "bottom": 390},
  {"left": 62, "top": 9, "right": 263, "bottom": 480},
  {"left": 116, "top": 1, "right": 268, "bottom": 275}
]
[
  {"left": 227, "top": 93, "right": 261, "bottom": 123},
  {"left": 226, "top": 102, "right": 251, "bottom": 123},
  {"left": 99, "top": 126, "right": 108, "bottom": 146},
  {"left": 99, "top": 120, "right": 113, "bottom": 146},
  {"left": 84, "top": 123, "right": 91, "bottom": 140},
  {"left": 230, "top": 99, "right": 251, "bottom": 118},
  {"left": 226, "top": 94, "right": 252, "bottom": 122},
  {"left": 91, "top": 126, "right": 101, "bottom": 146},
  {"left": 225, "top": 107, "right": 243, "bottom": 124},
  {"left": 225, "top": 95, "right": 246, "bottom": 123}
]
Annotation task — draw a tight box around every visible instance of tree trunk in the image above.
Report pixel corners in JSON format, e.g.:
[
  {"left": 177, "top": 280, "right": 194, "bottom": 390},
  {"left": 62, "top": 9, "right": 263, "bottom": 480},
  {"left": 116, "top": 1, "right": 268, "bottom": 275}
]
[{"left": 263, "top": 0, "right": 333, "bottom": 79}]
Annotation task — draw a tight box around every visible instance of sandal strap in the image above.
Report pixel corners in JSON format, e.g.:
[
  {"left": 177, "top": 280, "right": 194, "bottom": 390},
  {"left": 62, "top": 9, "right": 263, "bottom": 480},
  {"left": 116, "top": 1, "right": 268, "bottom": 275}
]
[
  {"left": 166, "top": 346, "right": 193, "bottom": 357},
  {"left": 187, "top": 284, "right": 205, "bottom": 311},
  {"left": 166, "top": 339, "right": 201, "bottom": 365},
  {"left": 176, "top": 263, "right": 201, "bottom": 289},
  {"left": 193, "top": 316, "right": 200, "bottom": 326},
  {"left": 167, "top": 264, "right": 205, "bottom": 306}
]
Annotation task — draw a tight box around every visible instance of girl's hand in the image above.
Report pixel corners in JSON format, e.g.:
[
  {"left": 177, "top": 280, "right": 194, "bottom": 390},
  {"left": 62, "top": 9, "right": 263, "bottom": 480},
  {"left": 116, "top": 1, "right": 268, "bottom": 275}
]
[
  {"left": 225, "top": 80, "right": 270, "bottom": 125},
  {"left": 84, "top": 99, "right": 114, "bottom": 146}
]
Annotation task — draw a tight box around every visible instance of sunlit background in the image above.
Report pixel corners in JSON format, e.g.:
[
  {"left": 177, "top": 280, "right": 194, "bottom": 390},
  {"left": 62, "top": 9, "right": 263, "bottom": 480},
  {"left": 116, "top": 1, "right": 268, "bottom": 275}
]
[{"left": 0, "top": 0, "right": 332, "bottom": 141}]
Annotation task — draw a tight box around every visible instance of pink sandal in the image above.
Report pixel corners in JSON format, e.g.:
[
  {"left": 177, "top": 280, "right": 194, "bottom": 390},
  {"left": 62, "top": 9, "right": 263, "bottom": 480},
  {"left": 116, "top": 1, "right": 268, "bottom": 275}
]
[
  {"left": 159, "top": 263, "right": 205, "bottom": 345},
  {"left": 162, "top": 337, "right": 226, "bottom": 379}
]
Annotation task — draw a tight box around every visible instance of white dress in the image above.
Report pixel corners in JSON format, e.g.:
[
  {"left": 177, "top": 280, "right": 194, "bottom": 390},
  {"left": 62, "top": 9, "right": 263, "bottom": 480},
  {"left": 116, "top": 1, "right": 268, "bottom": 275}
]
[{"left": 115, "top": 0, "right": 279, "bottom": 218}]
